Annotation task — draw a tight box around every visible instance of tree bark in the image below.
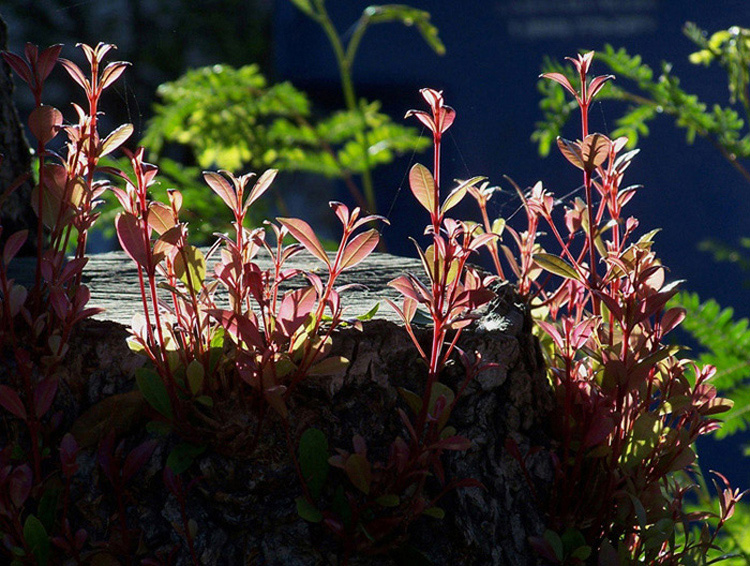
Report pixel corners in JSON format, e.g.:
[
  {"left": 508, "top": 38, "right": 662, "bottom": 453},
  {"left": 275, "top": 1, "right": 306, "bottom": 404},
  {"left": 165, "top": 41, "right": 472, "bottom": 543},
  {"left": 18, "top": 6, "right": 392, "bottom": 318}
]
[{"left": 0, "top": 11, "right": 36, "bottom": 255}]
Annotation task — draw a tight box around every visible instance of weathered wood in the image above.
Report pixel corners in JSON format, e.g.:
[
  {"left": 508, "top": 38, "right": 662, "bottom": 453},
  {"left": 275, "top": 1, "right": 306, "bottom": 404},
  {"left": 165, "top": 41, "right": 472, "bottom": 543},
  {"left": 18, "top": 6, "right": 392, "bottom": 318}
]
[{"left": 9, "top": 250, "right": 420, "bottom": 325}]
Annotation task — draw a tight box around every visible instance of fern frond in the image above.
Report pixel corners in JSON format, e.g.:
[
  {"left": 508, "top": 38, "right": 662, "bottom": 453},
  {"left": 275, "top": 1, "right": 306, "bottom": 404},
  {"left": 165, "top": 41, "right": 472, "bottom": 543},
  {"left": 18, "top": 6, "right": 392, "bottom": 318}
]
[{"left": 674, "top": 291, "right": 750, "bottom": 438}]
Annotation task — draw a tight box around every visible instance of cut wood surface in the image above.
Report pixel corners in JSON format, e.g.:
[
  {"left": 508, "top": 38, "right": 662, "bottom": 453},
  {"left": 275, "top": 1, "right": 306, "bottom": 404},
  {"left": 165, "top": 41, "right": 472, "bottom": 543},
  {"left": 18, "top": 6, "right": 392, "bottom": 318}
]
[{"left": 9, "top": 250, "right": 419, "bottom": 326}]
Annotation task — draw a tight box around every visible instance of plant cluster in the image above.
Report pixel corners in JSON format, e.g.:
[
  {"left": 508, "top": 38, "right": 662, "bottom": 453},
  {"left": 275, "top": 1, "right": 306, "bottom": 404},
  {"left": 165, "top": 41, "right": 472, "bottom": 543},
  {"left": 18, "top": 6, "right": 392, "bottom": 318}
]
[
  {"left": 475, "top": 52, "right": 744, "bottom": 564},
  {"left": 0, "top": 37, "right": 746, "bottom": 566},
  {"left": 0, "top": 42, "right": 149, "bottom": 564},
  {"left": 534, "top": 25, "right": 750, "bottom": 562}
]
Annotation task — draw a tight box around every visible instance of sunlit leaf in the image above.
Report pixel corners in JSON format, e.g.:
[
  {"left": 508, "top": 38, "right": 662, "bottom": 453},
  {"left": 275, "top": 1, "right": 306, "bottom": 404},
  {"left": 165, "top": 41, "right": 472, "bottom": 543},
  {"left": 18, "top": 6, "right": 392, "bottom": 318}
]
[
  {"left": 100, "top": 123, "right": 134, "bottom": 156},
  {"left": 409, "top": 162, "right": 435, "bottom": 214},
  {"left": 173, "top": 245, "right": 206, "bottom": 293},
  {"left": 533, "top": 253, "right": 580, "bottom": 281},
  {"left": 278, "top": 217, "right": 330, "bottom": 267}
]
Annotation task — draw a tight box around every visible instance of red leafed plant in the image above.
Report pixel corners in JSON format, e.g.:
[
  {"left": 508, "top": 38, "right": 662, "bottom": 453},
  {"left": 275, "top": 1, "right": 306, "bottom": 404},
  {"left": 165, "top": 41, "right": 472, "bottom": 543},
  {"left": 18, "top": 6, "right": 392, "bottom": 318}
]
[
  {"left": 291, "top": 89, "right": 499, "bottom": 558},
  {"left": 111, "top": 141, "right": 386, "bottom": 450},
  {"left": 469, "top": 52, "right": 746, "bottom": 564},
  {"left": 0, "top": 42, "right": 135, "bottom": 564}
]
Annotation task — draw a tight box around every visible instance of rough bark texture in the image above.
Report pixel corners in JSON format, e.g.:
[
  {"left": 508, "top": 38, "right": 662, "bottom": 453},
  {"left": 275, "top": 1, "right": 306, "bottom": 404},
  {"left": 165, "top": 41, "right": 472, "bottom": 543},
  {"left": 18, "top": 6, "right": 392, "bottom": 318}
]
[
  {"left": 0, "top": 12, "right": 36, "bottom": 254},
  {"left": 7, "top": 252, "right": 554, "bottom": 565}
]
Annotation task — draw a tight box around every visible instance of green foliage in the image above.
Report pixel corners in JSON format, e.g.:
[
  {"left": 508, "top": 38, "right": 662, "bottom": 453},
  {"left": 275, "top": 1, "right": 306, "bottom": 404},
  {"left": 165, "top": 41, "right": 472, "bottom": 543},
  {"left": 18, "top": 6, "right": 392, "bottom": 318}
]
[
  {"left": 137, "top": 0, "right": 439, "bottom": 227},
  {"left": 139, "top": 64, "right": 429, "bottom": 220},
  {"left": 534, "top": 32, "right": 750, "bottom": 161},
  {"left": 674, "top": 292, "right": 750, "bottom": 439}
]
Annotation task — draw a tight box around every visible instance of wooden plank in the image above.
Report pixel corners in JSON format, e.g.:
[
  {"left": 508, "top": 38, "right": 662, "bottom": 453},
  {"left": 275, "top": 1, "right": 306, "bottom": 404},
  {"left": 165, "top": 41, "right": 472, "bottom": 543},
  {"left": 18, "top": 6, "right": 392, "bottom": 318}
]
[{"left": 8, "top": 250, "right": 424, "bottom": 326}]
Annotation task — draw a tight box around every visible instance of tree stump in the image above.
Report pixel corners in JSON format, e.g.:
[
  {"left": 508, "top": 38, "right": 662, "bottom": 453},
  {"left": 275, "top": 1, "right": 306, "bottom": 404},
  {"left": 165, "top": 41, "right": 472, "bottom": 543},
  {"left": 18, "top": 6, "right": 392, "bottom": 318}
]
[
  {"left": 6, "top": 251, "right": 554, "bottom": 565},
  {"left": 0, "top": 12, "right": 36, "bottom": 254}
]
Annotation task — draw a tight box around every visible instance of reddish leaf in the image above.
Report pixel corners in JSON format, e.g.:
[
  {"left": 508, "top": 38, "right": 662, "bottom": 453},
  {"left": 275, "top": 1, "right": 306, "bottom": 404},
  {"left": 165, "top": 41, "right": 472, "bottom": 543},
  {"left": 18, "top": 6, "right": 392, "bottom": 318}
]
[
  {"left": 660, "top": 307, "right": 686, "bottom": 336},
  {"left": 583, "top": 416, "right": 614, "bottom": 448},
  {"left": 34, "top": 377, "right": 58, "bottom": 418},
  {"left": 277, "top": 218, "right": 330, "bottom": 267},
  {"left": 9, "top": 465, "right": 32, "bottom": 509},
  {"left": 2, "top": 51, "right": 33, "bottom": 86},
  {"left": 330, "top": 201, "right": 350, "bottom": 226},
  {"left": 245, "top": 169, "right": 277, "bottom": 211},
  {"left": 8, "top": 285, "right": 27, "bottom": 317},
  {"left": 406, "top": 109, "right": 435, "bottom": 133},
  {"left": 29, "top": 105, "right": 62, "bottom": 145},
  {"left": 153, "top": 224, "right": 183, "bottom": 264},
  {"left": 99, "top": 61, "right": 130, "bottom": 91},
  {"left": 59, "top": 59, "right": 90, "bottom": 93},
  {"left": 557, "top": 137, "right": 584, "bottom": 170},
  {"left": 58, "top": 257, "right": 88, "bottom": 284},
  {"left": 207, "top": 309, "right": 264, "bottom": 349},
  {"left": 49, "top": 286, "right": 71, "bottom": 320},
  {"left": 60, "top": 433, "right": 79, "bottom": 478},
  {"left": 580, "top": 133, "right": 611, "bottom": 172},
  {"left": 388, "top": 274, "right": 421, "bottom": 302},
  {"left": 278, "top": 286, "right": 317, "bottom": 337},
  {"left": 37, "top": 44, "right": 63, "bottom": 82},
  {"left": 100, "top": 123, "right": 133, "bottom": 156},
  {"left": 340, "top": 229, "right": 379, "bottom": 270},
  {"left": 122, "top": 440, "right": 158, "bottom": 484},
  {"left": 203, "top": 171, "right": 237, "bottom": 211},
  {"left": 0, "top": 385, "right": 27, "bottom": 420},
  {"left": 588, "top": 74, "right": 614, "bottom": 100},
  {"left": 409, "top": 163, "right": 436, "bottom": 214},
  {"left": 147, "top": 202, "right": 175, "bottom": 235},
  {"left": 542, "top": 72, "right": 578, "bottom": 97},
  {"left": 115, "top": 212, "right": 149, "bottom": 269},
  {"left": 3, "top": 230, "right": 28, "bottom": 265}
]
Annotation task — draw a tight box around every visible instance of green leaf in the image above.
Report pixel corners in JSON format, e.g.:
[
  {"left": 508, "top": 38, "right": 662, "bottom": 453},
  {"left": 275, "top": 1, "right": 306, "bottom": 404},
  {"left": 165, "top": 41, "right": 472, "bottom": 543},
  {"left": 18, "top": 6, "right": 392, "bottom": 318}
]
[
  {"left": 344, "top": 453, "right": 372, "bottom": 494},
  {"left": 422, "top": 506, "right": 444, "bottom": 519},
  {"left": 532, "top": 253, "right": 580, "bottom": 281},
  {"left": 376, "top": 494, "right": 400, "bottom": 507},
  {"left": 295, "top": 496, "right": 323, "bottom": 523},
  {"left": 397, "top": 387, "right": 423, "bottom": 415},
  {"left": 167, "top": 442, "right": 206, "bottom": 475},
  {"left": 23, "top": 515, "right": 50, "bottom": 566},
  {"left": 356, "top": 302, "right": 380, "bottom": 321},
  {"left": 37, "top": 489, "right": 59, "bottom": 533},
  {"left": 195, "top": 395, "right": 214, "bottom": 407},
  {"left": 135, "top": 367, "right": 173, "bottom": 420},
  {"left": 299, "top": 428, "right": 329, "bottom": 500},
  {"left": 543, "top": 530, "right": 564, "bottom": 561},
  {"left": 186, "top": 359, "right": 204, "bottom": 395},
  {"left": 173, "top": 244, "right": 206, "bottom": 293}
]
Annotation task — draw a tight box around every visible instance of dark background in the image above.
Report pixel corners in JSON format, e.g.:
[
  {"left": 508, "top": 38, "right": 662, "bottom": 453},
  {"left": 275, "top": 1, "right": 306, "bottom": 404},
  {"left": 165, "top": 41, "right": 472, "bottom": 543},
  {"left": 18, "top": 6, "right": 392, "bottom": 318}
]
[{"left": 4, "top": 0, "right": 750, "bottom": 488}]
